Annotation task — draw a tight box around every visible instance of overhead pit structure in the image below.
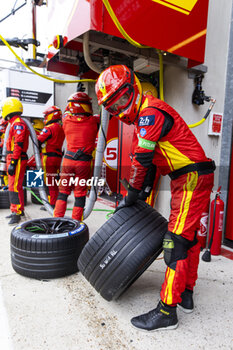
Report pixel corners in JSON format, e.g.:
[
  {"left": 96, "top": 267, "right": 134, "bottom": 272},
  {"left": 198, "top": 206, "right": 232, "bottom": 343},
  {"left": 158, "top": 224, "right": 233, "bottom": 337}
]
[
  {"left": 45, "top": 0, "right": 211, "bottom": 203},
  {"left": 46, "top": 0, "right": 210, "bottom": 77},
  {"left": 45, "top": 0, "right": 211, "bottom": 209}
]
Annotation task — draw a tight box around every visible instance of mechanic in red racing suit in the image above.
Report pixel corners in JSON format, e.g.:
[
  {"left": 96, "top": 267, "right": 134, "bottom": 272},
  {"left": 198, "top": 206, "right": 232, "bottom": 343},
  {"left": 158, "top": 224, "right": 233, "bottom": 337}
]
[
  {"left": 37, "top": 106, "right": 65, "bottom": 207},
  {"left": 0, "top": 117, "right": 8, "bottom": 154},
  {"left": 54, "top": 90, "right": 99, "bottom": 221},
  {"left": 96, "top": 65, "right": 215, "bottom": 331},
  {"left": 1, "top": 97, "right": 30, "bottom": 225}
]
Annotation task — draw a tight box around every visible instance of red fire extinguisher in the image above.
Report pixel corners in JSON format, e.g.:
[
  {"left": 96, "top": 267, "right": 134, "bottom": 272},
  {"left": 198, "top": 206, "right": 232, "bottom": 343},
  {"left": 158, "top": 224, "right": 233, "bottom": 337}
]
[
  {"left": 197, "top": 211, "right": 209, "bottom": 249},
  {"left": 202, "top": 187, "right": 224, "bottom": 262},
  {"left": 208, "top": 186, "right": 224, "bottom": 255}
]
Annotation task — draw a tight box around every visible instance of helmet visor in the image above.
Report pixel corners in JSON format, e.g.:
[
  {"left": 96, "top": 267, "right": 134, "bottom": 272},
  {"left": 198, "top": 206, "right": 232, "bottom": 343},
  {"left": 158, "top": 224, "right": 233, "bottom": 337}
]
[{"left": 103, "top": 85, "right": 134, "bottom": 116}]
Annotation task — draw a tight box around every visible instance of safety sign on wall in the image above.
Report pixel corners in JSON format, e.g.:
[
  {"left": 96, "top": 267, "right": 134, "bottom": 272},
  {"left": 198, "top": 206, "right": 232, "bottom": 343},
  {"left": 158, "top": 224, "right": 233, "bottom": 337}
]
[
  {"left": 6, "top": 88, "right": 52, "bottom": 104},
  {"left": 0, "top": 69, "right": 54, "bottom": 118},
  {"left": 208, "top": 112, "right": 223, "bottom": 136}
]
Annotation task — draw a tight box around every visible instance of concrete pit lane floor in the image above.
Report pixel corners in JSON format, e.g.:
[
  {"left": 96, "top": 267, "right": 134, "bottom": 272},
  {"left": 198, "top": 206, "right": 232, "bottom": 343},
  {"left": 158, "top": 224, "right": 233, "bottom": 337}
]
[{"left": 0, "top": 194, "right": 233, "bottom": 350}]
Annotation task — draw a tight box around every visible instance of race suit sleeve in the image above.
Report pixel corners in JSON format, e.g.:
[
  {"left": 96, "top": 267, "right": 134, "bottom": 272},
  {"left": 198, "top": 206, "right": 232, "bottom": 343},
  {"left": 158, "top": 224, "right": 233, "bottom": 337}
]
[
  {"left": 129, "top": 108, "right": 166, "bottom": 191},
  {"left": 12, "top": 122, "right": 27, "bottom": 160},
  {"left": 37, "top": 126, "right": 52, "bottom": 145}
]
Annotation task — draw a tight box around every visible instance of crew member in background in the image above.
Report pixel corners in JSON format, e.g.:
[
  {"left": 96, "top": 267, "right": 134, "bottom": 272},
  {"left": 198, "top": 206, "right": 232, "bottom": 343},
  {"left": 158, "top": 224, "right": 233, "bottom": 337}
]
[
  {"left": 0, "top": 117, "right": 8, "bottom": 186},
  {"left": 1, "top": 97, "right": 29, "bottom": 225},
  {"left": 54, "top": 89, "right": 99, "bottom": 221},
  {"left": 37, "top": 106, "right": 65, "bottom": 208},
  {"left": 0, "top": 117, "right": 8, "bottom": 155},
  {"left": 96, "top": 65, "right": 215, "bottom": 331}
]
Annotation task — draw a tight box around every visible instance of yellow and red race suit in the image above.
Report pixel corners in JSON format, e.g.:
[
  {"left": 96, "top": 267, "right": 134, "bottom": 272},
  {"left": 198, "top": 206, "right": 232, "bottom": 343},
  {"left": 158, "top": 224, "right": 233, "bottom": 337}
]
[
  {"left": 54, "top": 112, "right": 99, "bottom": 220},
  {"left": 0, "top": 119, "right": 8, "bottom": 153},
  {"left": 130, "top": 95, "right": 215, "bottom": 305},
  {"left": 6, "top": 115, "right": 29, "bottom": 214}
]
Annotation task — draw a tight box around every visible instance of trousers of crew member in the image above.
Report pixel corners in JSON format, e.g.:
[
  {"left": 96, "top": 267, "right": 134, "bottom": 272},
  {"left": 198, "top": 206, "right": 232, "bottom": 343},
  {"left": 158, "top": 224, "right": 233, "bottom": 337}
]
[
  {"left": 41, "top": 154, "right": 63, "bottom": 206},
  {"left": 54, "top": 157, "right": 92, "bottom": 220},
  {"left": 6, "top": 154, "right": 28, "bottom": 213},
  {"left": 160, "top": 171, "right": 214, "bottom": 305},
  {"left": 38, "top": 106, "right": 65, "bottom": 207}
]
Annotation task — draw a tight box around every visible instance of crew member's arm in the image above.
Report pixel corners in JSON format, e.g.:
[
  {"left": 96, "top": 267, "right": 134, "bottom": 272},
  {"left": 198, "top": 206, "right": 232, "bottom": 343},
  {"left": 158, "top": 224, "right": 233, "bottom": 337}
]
[
  {"left": 37, "top": 125, "right": 52, "bottom": 148},
  {"left": 8, "top": 121, "right": 27, "bottom": 176},
  {"left": 116, "top": 109, "right": 166, "bottom": 211}
]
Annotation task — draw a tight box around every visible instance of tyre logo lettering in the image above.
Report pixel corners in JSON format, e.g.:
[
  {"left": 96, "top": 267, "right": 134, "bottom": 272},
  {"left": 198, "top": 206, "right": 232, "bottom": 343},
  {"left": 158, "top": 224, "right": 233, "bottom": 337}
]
[
  {"left": 100, "top": 250, "right": 117, "bottom": 269},
  {"left": 32, "top": 233, "right": 69, "bottom": 239},
  {"left": 69, "top": 223, "right": 85, "bottom": 235}
]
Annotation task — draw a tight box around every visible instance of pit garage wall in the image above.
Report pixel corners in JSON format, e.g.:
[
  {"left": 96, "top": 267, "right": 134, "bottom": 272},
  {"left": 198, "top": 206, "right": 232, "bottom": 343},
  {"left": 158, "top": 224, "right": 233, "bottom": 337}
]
[
  {"left": 54, "top": 0, "right": 233, "bottom": 223},
  {"left": 155, "top": 0, "right": 233, "bottom": 220}
]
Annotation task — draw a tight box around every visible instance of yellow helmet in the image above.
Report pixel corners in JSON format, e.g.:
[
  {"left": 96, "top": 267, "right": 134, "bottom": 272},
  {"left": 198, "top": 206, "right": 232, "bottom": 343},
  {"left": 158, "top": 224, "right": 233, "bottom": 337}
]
[
  {"left": 32, "top": 118, "right": 44, "bottom": 132},
  {"left": 1, "top": 97, "right": 23, "bottom": 120},
  {"left": 141, "top": 82, "right": 158, "bottom": 98}
]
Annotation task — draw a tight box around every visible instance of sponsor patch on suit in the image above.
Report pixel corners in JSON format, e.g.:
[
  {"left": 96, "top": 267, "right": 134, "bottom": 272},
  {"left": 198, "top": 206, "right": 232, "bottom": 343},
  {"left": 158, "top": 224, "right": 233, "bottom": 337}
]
[
  {"left": 140, "top": 128, "right": 147, "bottom": 137},
  {"left": 14, "top": 125, "right": 24, "bottom": 130},
  {"left": 138, "top": 115, "right": 155, "bottom": 127}
]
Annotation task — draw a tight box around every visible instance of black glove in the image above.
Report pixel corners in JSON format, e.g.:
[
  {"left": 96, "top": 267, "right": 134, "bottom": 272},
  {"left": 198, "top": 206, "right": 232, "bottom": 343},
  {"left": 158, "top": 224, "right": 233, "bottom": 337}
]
[
  {"left": 115, "top": 187, "right": 139, "bottom": 213},
  {"left": 138, "top": 164, "right": 157, "bottom": 201},
  {"left": 8, "top": 159, "right": 18, "bottom": 176}
]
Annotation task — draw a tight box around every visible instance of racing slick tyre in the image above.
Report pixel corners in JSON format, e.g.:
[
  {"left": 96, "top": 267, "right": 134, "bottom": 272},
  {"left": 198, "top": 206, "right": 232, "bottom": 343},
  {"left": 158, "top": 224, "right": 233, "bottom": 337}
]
[
  {"left": 0, "top": 189, "right": 11, "bottom": 209},
  {"left": 11, "top": 217, "right": 89, "bottom": 279},
  {"left": 78, "top": 200, "right": 167, "bottom": 301},
  {"left": 0, "top": 188, "right": 27, "bottom": 209}
]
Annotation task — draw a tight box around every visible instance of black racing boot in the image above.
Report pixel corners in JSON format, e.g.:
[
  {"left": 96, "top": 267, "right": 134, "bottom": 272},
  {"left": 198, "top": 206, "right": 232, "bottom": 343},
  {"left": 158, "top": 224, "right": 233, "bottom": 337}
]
[
  {"left": 178, "top": 289, "right": 194, "bottom": 313},
  {"left": 131, "top": 301, "right": 178, "bottom": 332},
  {"left": 8, "top": 213, "right": 21, "bottom": 226},
  {"left": 5, "top": 211, "right": 25, "bottom": 219}
]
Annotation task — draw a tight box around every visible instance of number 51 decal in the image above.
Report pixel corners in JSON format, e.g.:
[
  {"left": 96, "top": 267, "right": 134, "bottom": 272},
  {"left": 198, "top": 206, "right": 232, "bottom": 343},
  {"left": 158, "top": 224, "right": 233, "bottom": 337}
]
[{"left": 103, "top": 138, "right": 118, "bottom": 170}]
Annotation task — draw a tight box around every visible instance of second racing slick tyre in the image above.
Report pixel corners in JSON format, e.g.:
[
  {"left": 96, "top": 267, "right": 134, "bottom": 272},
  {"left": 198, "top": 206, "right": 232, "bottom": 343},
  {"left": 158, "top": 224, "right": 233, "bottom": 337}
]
[
  {"left": 11, "top": 217, "right": 89, "bottom": 279},
  {"left": 78, "top": 200, "right": 167, "bottom": 301}
]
